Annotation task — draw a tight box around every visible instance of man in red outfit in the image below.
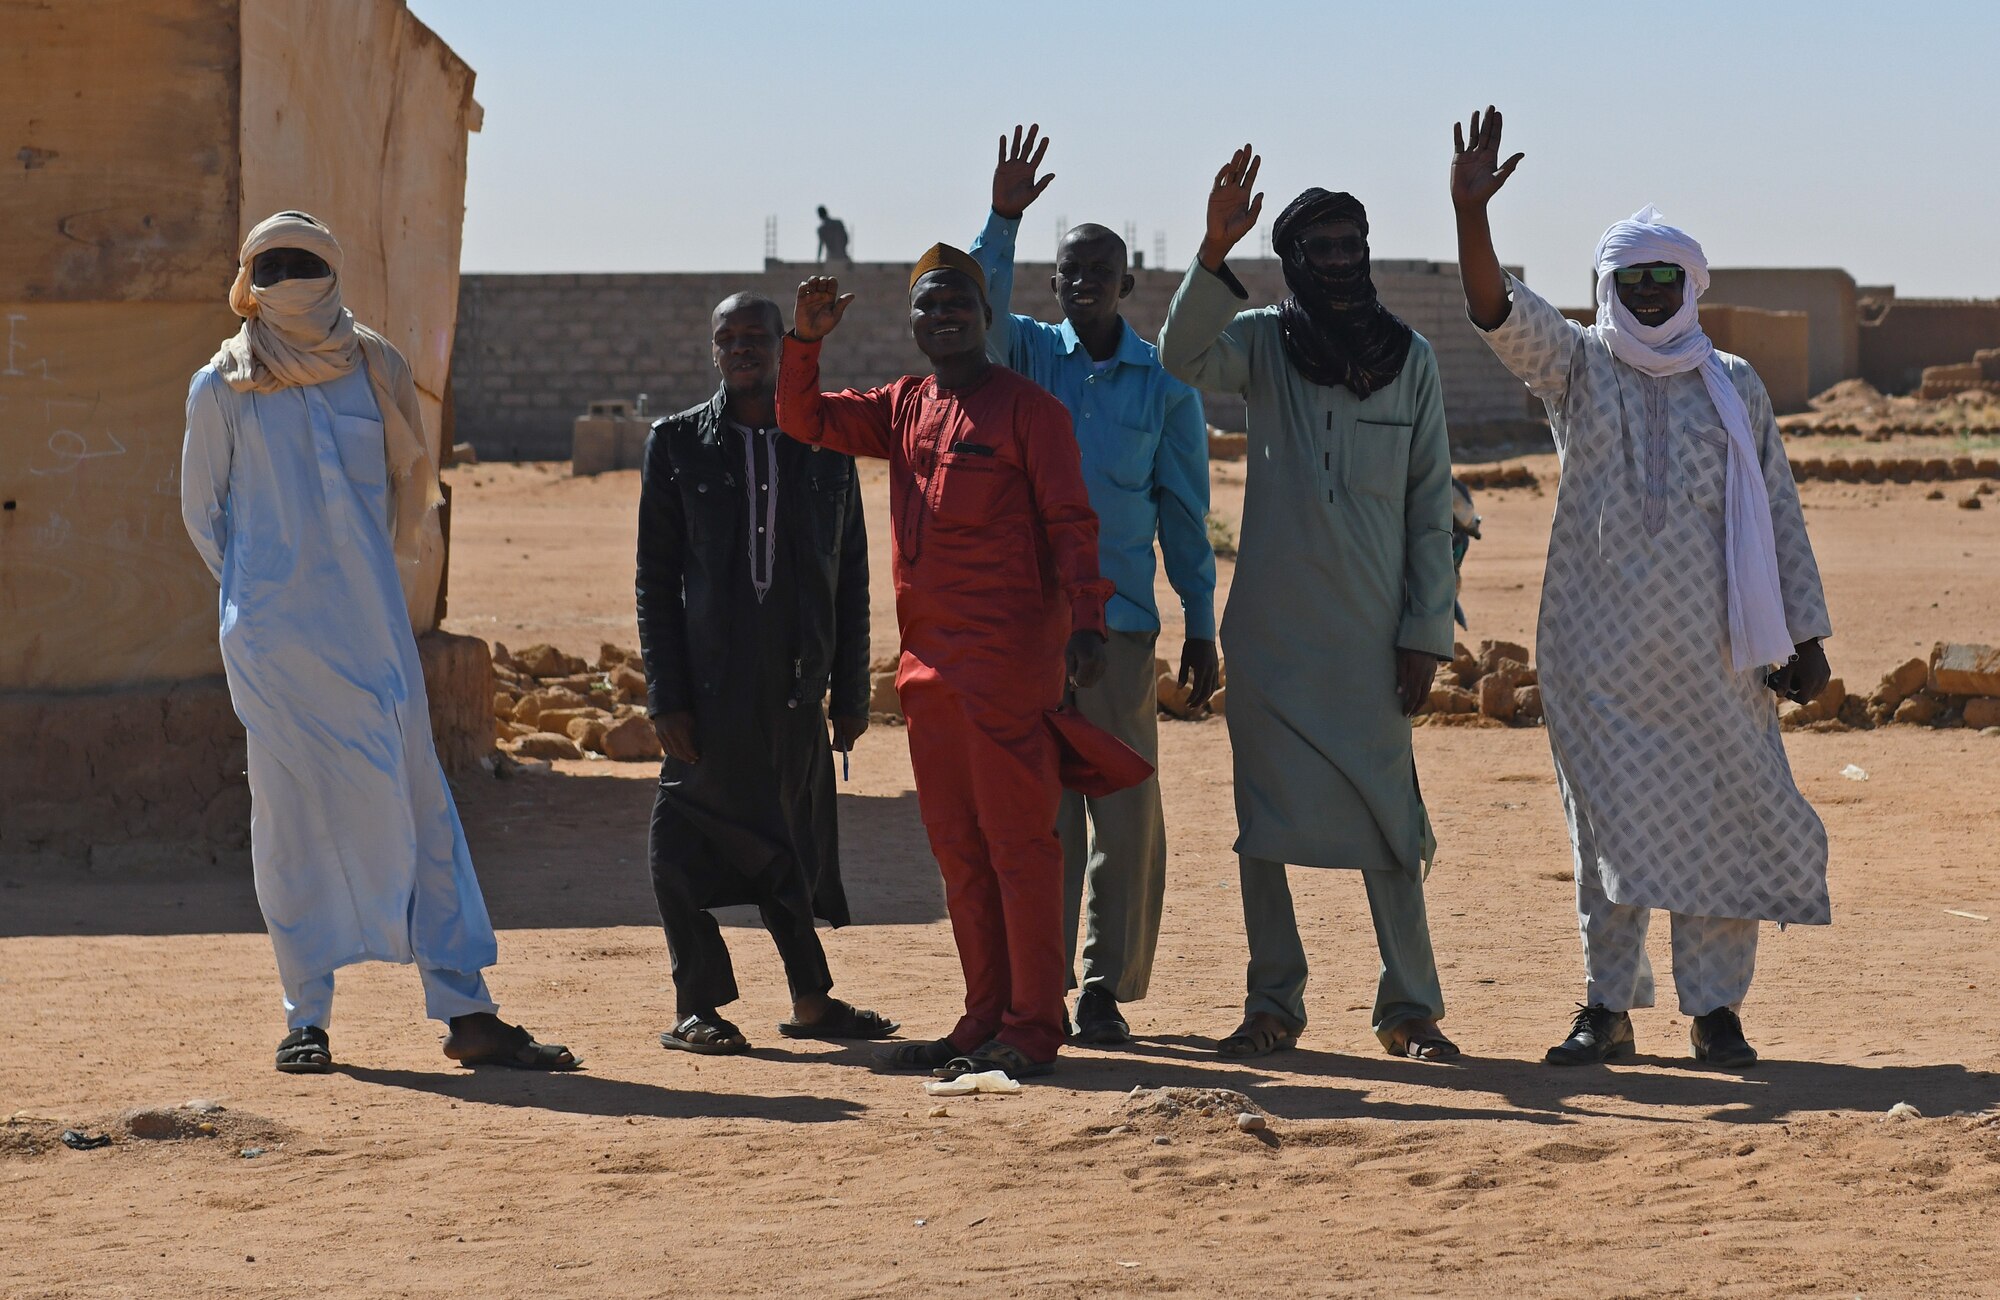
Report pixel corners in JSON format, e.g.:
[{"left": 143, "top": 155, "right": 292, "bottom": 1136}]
[{"left": 779, "top": 244, "right": 1113, "bottom": 1080}]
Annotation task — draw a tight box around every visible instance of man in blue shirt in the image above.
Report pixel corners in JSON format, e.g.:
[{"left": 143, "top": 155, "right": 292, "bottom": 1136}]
[{"left": 969, "top": 124, "right": 1219, "bottom": 1046}]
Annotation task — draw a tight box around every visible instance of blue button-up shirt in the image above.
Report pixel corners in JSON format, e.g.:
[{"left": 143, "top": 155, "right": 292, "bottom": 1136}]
[{"left": 971, "top": 210, "right": 1217, "bottom": 640}]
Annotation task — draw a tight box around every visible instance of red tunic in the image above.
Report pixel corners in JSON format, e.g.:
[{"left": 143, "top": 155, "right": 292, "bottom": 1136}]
[
  {"left": 777, "top": 337, "right": 1109, "bottom": 704},
  {"left": 778, "top": 336, "right": 1113, "bottom": 1063}
]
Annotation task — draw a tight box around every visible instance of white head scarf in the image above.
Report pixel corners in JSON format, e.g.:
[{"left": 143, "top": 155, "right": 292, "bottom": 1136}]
[
  {"left": 1593, "top": 206, "right": 1793, "bottom": 671},
  {"left": 212, "top": 211, "right": 444, "bottom": 629}
]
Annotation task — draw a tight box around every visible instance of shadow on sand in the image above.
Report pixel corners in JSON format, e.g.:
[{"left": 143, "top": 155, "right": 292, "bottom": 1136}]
[
  {"left": 1036, "top": 1032, "right": 1999, "bottom": 1127},
  {"left": 338, "top": 1062, "right": 865, "bottom": 1124},
  {"left": 0, "top": 769, "right": 942, "bottom": 938}
]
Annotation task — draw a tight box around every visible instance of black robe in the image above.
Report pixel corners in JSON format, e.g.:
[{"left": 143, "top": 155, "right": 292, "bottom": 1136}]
[{"left": 636, "top": 390, "right": 869, "bottom": 925}]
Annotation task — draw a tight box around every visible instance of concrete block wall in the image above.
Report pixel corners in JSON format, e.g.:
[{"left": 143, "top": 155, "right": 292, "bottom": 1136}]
[{"left": 451, "top": 258, "right": 1536, "bottom": 460}]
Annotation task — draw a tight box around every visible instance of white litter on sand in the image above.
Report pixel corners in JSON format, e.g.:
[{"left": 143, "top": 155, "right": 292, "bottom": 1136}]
[
  {"left": 1943, "top": 909, "right": 1990, "bottom": 921},
  {"left": 924, "top": 1070, "right": 1022, "bottom": 1096},
  {"left": 1840, "top": 764, "right": 1869, "bottom": 781},
  {"left": 1882, "top": 1102, "right": 1922, "bottom": 1122}
]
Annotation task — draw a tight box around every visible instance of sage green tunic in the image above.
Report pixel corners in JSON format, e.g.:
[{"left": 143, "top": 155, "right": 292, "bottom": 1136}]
[{"left": 1158, "top": 261, "right": 1455, "bottom": 876}]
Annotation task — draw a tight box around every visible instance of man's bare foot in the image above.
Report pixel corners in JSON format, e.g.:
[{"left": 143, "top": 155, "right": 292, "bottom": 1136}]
[{"left": 443, "top": 1012, "right": 580, "bottom": 1070}]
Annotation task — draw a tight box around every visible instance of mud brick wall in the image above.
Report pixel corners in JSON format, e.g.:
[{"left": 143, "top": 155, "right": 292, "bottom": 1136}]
[
  {"left": 1860, "top": 299, "right": 2000, "bottom": 396},
  {"left": 450, "top": 259, "right": 1535, "bottom": 461},
  {"left": 0, "top": 632, "right": 494, "bottom": 873}
]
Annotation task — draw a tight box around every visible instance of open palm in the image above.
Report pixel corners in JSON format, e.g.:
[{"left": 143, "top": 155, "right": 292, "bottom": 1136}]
[
  {"left": 1203, "top": 144, "right": 1263, "bottom": 261},
  {"left": 993, "top": 123, "right": 1054, "bottom": 220},
  {"left": 1451, "top": 105, "right": 1524, "bottom": 210}
]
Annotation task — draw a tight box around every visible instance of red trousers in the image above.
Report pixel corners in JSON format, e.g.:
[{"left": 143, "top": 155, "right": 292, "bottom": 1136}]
[{"left": 902, "top": 677, "right": 1066, "bottom": 1063}]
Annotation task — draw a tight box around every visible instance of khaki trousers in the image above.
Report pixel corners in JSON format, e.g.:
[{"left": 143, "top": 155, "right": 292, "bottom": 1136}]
[{"left": 1056, "top": 630, "right": 1168, "bottom": 1003}]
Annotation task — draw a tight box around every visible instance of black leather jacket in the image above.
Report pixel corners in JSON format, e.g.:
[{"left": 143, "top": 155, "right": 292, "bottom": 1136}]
[{"left": 636, "top": 389, "right": 869, "bottom": 719}]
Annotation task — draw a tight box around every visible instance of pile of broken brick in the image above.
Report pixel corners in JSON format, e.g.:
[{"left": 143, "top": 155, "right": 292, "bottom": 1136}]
[
  {"left": 1779, "top": 641, "right": 2000, "bottom": 734},
  {"left": 1412, "top": 639, "right": 1543, "bottom": 728},
  {"left": 491, "top": 642, "right": 663, "bottom": 763}
]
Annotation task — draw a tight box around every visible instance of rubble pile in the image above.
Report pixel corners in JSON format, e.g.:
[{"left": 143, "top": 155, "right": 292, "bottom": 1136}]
[
  {"left": 1785, "top": 642, "right": 2000, "bottom": 735},
  {"left": 1411, "top": 639, "right": 1544, "bottom": 729},
  {"left": 490, "top": 642, "right": 662, "bottom": 762},
  {"left": 1780, "top": 378, "right": 2000, "bottom": 439}
]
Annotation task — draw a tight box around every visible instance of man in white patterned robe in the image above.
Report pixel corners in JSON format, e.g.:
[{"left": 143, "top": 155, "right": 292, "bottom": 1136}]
[{"left": 1449, "top": 109, "right": 1833, "bottom": 1069}]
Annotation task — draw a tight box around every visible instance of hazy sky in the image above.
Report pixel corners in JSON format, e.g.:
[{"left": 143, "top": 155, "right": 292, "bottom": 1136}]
[{"left": 409, "top": 1, "right": 1994, "bottom": 300}]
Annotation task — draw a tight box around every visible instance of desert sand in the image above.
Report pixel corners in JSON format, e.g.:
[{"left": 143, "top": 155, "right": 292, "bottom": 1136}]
[{"left": 5, "top": 454, "right": 1999, "bottom": 1298}]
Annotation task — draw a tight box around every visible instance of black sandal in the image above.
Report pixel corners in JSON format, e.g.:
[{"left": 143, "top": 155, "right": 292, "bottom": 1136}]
[
  {"left": 873, "top": 1038, "right": 956, "bottom": 1070},
  {"left": 931, "top": 1040, "right": 1053, "bottom": 1081},
  {"left": 777, "top": 1000, "right": 900, "bottom": 1040},
  {"left": 1216, "top": 1014, "right": 1299, "bottom": 1060},
  {"left": 1382, "top": 1017, "right": 1459, "bottom": 1061},
  {"left": 275, "top": 1025, "right": 333, "bottom": 1074},
  {"left": 659, "top": 1011, "right": 748, "bottom": 1056},
  {"left": 445, "top": 1015, "right": 581, "bottom": 1070}
]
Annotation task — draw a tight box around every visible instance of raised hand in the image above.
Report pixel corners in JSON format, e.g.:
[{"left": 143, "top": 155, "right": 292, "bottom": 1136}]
[
  {"left": 1199, "top": 144, "right": 1263, "bottom": 271},
  {"left": 793, "top": 275, "right": 855, "bottom": 343},
  {"left": 993, "top": 123, "right": 1054, "bottom": 220},
  {"left": 1451, "top": 106, "right": 1524, "bottom": 211}
]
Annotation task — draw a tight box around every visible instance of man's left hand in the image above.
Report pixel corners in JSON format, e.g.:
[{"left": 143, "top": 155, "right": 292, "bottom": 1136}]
[
  {"left": 1066, "top": 630, "right": 1108, "bottom": 691},
  {"left": 1180, "top": 638, "right": 1221, "bottom": 709},
  {"left": 830, "top": 714, "right": 869, "bottom": 752},
  {"left": 1766, "top": 638, "right": 1832, "bottom": 704},
  {"left": 1396, "top": 648, "right": 1441, "bottom": 718}
]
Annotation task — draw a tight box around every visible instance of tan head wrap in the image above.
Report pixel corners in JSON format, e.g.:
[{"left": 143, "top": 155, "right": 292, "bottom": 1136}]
[
  {"left": 908, "top": 243, "right": 987, "bottom": 298},
  {"left": 212, "top": 212, "right": 444, "bottom": 628}
]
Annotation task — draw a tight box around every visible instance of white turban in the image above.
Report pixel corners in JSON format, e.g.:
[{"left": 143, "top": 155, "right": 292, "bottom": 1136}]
[{"left": 1593, "top": 206, "right": 1793, "bottom": 672}]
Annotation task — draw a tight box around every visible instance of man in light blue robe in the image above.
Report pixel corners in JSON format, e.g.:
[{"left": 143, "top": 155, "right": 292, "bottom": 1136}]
[{"left": 180, "top": 212, "right": 575, "bottom": 1074}]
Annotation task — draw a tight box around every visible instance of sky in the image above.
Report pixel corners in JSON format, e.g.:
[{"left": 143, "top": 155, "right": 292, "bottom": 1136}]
[{"left": 409, "top": 0, "right": 1996, "bottom": 300}]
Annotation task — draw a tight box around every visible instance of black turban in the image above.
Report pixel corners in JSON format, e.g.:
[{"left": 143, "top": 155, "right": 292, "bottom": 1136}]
[{"left": 1271, "top": 188, "right": 1413, "bottom": 399}]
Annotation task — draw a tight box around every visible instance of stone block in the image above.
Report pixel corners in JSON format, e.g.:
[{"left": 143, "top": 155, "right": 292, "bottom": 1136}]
[
  {"left": 601, "top": 714, "right": 664, "bottom": 761},
  {"left": 1476, "top": 639, "right": 1531, "bottom": 677},
  {"left": 572, "top": 417, "right": 619, "bottom": 476},
  {"left": 1871, "top": 657, "right": 1929, "bottom": 710},
  {"left": 568, "top": 717, "right": 611, "bottom": 753},
  {"left": 1779, "top": 678, "right": 1845, "bottom": 729},
  {"left": 1930, "top": 643, "right": 2000, "bottom": 697},
  {"left": 511, "top": 731, "right": 582, "bottom": 761},
  {"left": 513, "top": 644, "right": 591, "bottom": 678},
  {"left": 417, "top": 631, "right": 496, "bottom": 775},
  {"left": 1513, "top": 685, "right": 1543, "bottom": 722},
  {"left": 1427, "top": 685, "right": 1478, "bottom": 715},
  {"left": 1478, "top": 673, "right": 1516, "bottom": 721},
  {"left": 1894, "top": 692, "right": 1944, "bottom": 726},
  {"left": 869, "top": 670, "right": 901, "bottom": 717},
  {"left": 1961, "top": 697, "right": 2000, "bottom": 729}
]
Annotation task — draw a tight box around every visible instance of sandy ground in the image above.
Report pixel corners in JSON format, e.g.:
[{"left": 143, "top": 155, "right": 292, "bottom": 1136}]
[{"left": 5, "top": 453, "right": 1999, "bottom": 1298}]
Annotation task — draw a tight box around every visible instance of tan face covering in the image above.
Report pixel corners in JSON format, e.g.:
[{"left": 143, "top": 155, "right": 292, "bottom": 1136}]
[{"left": 210, "top": 211, "right": 445, "bottom": 629}]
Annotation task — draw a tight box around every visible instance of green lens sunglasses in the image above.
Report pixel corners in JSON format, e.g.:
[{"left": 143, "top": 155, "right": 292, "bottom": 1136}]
[{"left": 1614, "top": 266, "right": 1684, "bottom": 286}]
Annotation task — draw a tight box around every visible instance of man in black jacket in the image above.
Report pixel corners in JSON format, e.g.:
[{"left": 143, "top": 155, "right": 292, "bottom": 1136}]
[{"left": 637, "top": 291, "right": 896, "bottom": 1054}]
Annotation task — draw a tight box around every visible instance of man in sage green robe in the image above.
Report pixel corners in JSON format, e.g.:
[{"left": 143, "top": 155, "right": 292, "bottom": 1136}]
[{"left": 1158, "top": 149, "right": 1459, "bottom": 1061}]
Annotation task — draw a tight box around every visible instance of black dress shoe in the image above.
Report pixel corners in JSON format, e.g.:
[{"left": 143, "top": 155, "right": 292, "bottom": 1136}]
[
  {"left": 1071, "top": 989, "right": 1131, "bottom": 1045},
  {"left": 1690, "top": 1006, "right": 1758, "bottom": 1068},
  {"left": 1544, "top": 1002, "right": 1635, "bottom": 1066}
]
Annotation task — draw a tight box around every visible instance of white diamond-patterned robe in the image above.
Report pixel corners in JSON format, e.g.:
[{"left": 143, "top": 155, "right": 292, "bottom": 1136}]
[{"left": 1481, "top": 276, "right": 1832, "bottom": 924}]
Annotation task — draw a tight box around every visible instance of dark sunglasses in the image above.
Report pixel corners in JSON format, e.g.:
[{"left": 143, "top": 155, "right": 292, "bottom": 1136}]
[
  {"left": 1614, "top": 266, "right": 1683, "bottom": 286},
  {"left": 1301, "top": 234, "right": 1366, "bottom": 260}
]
